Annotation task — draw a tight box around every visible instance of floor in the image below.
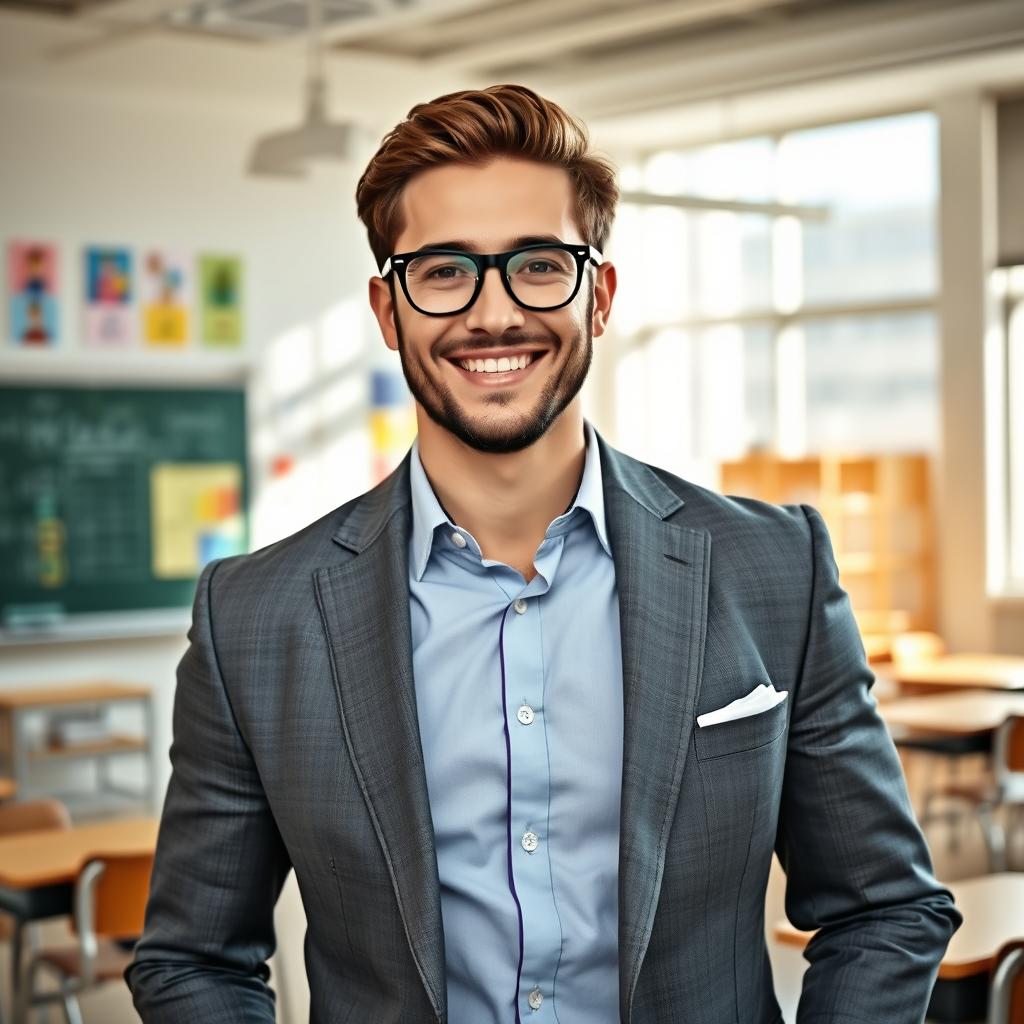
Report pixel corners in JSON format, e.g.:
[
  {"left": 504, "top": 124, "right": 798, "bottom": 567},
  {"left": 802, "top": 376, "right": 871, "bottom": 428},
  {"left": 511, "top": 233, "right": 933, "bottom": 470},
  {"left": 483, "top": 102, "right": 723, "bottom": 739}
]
[{"left": 0, "top": 749, "right": 1013, "bottom": 1024}]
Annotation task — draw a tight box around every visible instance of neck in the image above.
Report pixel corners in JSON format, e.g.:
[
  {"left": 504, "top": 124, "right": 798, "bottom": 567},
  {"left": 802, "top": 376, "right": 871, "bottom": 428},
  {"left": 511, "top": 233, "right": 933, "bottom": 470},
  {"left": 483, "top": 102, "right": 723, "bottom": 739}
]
[{"left": 416, "top": 402, "right": 587, "bottom": 563}]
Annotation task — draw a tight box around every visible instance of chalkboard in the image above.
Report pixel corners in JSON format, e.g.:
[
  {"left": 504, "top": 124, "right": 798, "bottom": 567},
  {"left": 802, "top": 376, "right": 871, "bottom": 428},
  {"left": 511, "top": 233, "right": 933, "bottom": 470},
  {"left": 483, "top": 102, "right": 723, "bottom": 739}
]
[{"left": 0, "top": 385, "right": 248, "bottom": 627}]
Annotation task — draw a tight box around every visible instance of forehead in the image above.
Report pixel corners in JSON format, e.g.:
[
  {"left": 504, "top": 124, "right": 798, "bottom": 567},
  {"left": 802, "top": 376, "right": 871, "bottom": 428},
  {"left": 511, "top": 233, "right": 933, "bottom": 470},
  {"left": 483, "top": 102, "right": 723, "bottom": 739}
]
[{"left": 395, "top": 157, "right": 581, "bottom": 252}]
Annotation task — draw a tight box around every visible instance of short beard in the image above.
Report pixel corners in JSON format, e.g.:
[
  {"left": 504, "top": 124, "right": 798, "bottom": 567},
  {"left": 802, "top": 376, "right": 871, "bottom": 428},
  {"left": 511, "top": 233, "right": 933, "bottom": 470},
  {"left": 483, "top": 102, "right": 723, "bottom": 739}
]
[{"left": 392, "top": 287, "right": 594, "bottom": 455}]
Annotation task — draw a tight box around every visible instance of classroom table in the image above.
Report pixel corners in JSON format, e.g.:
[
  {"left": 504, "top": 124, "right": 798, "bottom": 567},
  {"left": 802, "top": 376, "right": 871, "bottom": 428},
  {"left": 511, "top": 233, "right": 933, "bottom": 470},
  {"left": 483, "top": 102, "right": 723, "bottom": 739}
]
[
  {"left": 774, "top": 873, "right": 1024, "bottom": 1022},
  {"left": 887, "top": 654, "right": 1024, "bottom": 694},
  {"left": 879, "top": 691, "right": 1024, "bottom": 737},
  {"left": 0, "top": 816, "right": 158, "bottom": 1023}
]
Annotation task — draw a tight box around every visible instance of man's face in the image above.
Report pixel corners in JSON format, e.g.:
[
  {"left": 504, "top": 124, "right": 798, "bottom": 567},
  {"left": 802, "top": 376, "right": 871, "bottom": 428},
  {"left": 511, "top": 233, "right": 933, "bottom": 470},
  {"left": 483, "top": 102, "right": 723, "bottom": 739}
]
[{"left": 369, "top": 157, "right": 616, "bottom": 454}]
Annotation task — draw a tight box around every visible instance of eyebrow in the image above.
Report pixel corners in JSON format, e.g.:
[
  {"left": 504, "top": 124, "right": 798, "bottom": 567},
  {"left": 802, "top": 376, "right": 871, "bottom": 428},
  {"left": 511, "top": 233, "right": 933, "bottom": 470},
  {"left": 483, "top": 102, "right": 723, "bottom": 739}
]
[{"left": 413, "top": 234, "right": 566, "bottom": 252}]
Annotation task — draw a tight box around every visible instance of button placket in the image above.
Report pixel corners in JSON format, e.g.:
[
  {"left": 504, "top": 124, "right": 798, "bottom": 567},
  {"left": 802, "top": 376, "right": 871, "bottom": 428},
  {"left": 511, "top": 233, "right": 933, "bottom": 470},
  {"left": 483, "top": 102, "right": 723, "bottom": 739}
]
[{"left": 502, "top": 562, "right": 561, "bottom": 1019}]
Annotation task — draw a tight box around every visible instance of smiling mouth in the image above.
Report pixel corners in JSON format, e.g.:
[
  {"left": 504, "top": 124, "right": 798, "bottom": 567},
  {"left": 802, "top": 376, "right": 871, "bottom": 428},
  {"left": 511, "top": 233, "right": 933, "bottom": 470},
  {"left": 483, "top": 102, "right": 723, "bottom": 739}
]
[
  {"left": 452, "top": 351, "right": 538, "bottom": 374},
  {"left": 443, "top": 349, "right": 549, "bottom": 387}
]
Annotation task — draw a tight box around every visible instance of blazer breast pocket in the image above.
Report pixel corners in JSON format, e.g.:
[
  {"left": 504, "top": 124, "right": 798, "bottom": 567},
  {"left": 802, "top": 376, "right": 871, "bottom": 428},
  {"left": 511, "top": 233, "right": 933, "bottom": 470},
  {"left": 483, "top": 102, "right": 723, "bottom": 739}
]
[{"left": 693, "top": 694, "right": 789, "bottom": 762}]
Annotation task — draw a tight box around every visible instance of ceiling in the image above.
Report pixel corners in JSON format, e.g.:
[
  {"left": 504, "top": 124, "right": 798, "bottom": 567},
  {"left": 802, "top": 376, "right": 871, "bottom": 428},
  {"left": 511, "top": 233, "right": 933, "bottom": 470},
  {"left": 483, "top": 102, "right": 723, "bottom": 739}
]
[{"left": 3, "top": 0, "right": 1024, "bottom": 149}]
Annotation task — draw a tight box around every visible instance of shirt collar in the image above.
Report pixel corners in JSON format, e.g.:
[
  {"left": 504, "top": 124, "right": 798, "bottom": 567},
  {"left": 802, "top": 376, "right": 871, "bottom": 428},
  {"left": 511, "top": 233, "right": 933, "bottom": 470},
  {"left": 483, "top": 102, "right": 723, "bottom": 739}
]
[{"left": 408, "top": 419, "right": 612, "bottom": 582}]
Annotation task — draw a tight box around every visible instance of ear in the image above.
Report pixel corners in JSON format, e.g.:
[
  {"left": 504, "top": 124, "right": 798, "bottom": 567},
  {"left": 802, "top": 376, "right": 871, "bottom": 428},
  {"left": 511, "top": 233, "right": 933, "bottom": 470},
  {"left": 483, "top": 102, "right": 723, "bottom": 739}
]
[
  {"left": 368, "top": 276, "right": 399, "bottom": 352},
  {"left": 591, "top": 261, "right": 617, "bottom": 338}
]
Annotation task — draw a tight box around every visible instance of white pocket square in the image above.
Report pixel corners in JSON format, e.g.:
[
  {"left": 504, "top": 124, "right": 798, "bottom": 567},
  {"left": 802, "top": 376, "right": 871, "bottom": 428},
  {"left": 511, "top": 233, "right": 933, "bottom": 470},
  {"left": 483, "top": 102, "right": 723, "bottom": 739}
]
[{"left": 696, "top": 683, "right": 788, "bottom": 728}]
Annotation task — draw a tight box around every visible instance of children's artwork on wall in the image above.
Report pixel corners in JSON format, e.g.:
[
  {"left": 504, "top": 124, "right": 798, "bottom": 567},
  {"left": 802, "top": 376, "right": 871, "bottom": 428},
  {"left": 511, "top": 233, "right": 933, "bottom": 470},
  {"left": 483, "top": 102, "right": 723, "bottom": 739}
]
[
  {"left": 83, "top": 246, "right": 133, "bottom": 347},
  {"left": 8, "top": 241, "right": 59, "bottom": 347},
  {"left": 199, "top": 254, "right": 243, "bottom": 348},
  {"left": 142, "top": 249, "right": 190, "bottom": 347}
]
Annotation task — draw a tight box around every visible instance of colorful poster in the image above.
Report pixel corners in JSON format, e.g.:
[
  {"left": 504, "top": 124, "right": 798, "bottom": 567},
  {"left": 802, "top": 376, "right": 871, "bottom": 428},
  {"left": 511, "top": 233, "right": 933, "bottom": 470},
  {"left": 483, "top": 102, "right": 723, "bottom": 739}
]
[
  {"left": 142, "top": 249, "right": 190, "bottom": 347},
  {"left": 8, "top": 241, "right": 59, "bottom": 347},
  {"left": 150, "top": 462, "right": 245, "bottom": 578},
  {"left": 199, "top": 254, "right": 243, "bottom": 348},
  {"left": 83, "top": 246, "right": 133, "bottom": 347}
]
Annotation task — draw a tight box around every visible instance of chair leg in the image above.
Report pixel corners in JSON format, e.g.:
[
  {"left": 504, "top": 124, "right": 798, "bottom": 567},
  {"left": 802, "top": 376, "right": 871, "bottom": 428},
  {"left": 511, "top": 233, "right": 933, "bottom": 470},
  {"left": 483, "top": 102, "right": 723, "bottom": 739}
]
[
  {"left": 12, "top": 929, "right": 27, "bottom": 1024},
  {"left": 58, "top": 986, "right": 82, "bottom": 1024},
  {"left": 975, "top": 804, "right": 1007, "bottom": 873}
]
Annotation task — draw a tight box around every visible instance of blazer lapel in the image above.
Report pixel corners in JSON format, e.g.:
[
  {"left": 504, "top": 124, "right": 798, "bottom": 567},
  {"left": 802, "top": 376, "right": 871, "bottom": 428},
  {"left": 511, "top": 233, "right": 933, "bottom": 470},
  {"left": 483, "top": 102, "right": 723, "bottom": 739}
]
[
  {"left": 313, "top": 456, "right": 446, "bottom": 1022},
  {"left": 598, "top": 437, "right": 712, "bottom": 1023}
]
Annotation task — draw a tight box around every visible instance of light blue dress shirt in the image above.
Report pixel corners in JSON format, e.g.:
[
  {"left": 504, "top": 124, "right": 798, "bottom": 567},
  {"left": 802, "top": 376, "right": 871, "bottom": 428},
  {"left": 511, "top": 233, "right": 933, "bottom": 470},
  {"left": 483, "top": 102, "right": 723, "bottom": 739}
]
[{"left": 408, "top": 419, "right": 624, "bottom": 1024}]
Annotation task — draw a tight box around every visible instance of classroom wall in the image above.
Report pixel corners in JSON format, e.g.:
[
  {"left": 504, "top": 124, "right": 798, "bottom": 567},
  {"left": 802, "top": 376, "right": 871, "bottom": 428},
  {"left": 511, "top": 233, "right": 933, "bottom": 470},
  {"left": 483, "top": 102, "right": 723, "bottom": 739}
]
[{"left": 0, "top": 66, "right": 410, "bottom": 799}]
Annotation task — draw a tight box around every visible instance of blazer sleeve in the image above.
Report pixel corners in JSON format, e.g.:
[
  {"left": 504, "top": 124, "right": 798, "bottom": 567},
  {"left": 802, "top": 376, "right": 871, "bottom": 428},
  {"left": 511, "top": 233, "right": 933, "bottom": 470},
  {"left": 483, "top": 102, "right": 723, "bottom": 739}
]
[
  {"left": 774, "top": 504, "right": 963, "bottom": 1024},
  {"left": 125, "top": 557, "right": 292, "bottom": 1024}
]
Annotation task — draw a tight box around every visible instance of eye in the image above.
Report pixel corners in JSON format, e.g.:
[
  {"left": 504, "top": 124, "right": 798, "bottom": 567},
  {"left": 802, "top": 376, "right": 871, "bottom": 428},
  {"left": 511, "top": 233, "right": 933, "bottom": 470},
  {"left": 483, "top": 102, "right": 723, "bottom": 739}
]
[{"left": 425, "top": 262, "right": 472, "bottom": 279}]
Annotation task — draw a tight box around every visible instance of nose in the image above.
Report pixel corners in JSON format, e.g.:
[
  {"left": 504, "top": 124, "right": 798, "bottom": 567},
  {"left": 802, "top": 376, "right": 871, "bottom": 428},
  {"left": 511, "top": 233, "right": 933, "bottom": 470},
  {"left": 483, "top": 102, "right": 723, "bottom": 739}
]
[{"left": 463, "top": 266, "right": 526, "bottom": 334}]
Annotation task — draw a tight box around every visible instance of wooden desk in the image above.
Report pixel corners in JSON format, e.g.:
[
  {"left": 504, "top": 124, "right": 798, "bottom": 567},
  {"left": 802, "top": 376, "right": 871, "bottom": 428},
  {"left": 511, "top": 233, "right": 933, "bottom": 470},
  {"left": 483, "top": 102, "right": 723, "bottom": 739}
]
[
  {"left": 887, "top": 654, "right": 1024, "bottom": 693},
  {"left": 0, "top": 816, "right": 158, "bottom": 1024},
  {"left": 879, "top": 692, "right": 1024, "bottom": 737},
  {"left": 0, "top": 815, "right": 158, "bottom": 889},
  {"left": 774, "top": 874, "right": 1024, "bottom": 1021}
]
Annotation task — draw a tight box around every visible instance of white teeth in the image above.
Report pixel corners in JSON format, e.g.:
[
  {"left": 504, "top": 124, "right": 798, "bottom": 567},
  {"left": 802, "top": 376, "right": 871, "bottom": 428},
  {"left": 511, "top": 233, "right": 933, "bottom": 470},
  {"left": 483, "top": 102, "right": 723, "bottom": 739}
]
[{"left": 458, "top": 353, "right": 535, "bottom": 373}]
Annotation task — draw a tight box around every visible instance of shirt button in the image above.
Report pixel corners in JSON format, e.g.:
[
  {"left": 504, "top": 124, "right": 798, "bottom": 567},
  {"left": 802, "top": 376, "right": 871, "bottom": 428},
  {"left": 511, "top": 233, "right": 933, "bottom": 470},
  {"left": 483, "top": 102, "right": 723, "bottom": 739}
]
[
  {"left": 513, "top": 597, "right": 528, "bottom": 614},
  {"left": 450, "top": 532, "right": 467, "bottom": 549},
  {"left": 521, "top": 831, "right": 539, "bottom": 853},
  {"left": 516, "top": 704, "right": 535, "bottom": 726},
  {"left": 528, "top": 987, "right": 544, "bottom": 1011}
]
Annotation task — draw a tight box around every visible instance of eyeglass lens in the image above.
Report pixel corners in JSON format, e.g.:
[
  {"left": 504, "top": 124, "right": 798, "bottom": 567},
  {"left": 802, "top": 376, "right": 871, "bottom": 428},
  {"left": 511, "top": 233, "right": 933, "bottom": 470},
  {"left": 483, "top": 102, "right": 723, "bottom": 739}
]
[{"left": 403, "top": 248, "right": 579, "bottom": 314}]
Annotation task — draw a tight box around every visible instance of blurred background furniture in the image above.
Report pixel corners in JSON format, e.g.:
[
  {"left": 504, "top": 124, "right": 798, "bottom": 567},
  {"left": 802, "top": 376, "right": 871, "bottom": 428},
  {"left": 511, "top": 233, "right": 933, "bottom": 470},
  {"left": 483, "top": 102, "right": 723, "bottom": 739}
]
[
  {"left": 930, "top": 715, "right": 1024, "bottom": 873},
  {"left": 719, "top": 452, "right": 936, "bottom": 635},
  {"left": 880, "top": 692, "right": 1024, "bottom": 860},
  {"left": 0, "top": 800, "right": 72, "bottom": 1024},
  {"left": 987, "top": 938, "right": 1024, "bottom": 1024},
  {"left": 0, "top": 683, "right": 156, "bottom": 820},
  {"left": 0, "top": 815, "right": 158, "bottom": 1024},
  {"left": 19, "top": 850, "right": 153, "bottom": 1024}
]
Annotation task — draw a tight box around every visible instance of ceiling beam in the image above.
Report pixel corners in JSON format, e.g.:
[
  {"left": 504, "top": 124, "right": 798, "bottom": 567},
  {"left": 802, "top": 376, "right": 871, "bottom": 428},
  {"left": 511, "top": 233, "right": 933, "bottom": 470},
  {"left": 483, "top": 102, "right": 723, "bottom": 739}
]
[
  {"left": 527, "top": 0, "right": 1024, "bottom": 119},
  {"left": 422, "top": 0, "right": 799, "bottom": 70}
]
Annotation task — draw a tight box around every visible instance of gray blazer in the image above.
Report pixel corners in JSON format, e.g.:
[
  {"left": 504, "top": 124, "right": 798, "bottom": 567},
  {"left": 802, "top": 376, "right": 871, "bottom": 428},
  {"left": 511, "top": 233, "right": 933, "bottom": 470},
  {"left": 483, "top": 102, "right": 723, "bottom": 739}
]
[{"left": 126, "top": 431, "right": 961, "bottom": 1024}]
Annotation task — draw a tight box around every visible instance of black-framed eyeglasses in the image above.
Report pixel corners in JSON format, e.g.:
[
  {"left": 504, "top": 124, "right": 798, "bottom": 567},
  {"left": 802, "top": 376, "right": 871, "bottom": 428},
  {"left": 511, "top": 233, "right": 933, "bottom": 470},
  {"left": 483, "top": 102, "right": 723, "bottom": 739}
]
[{"left": 380, "top": 242, "right": 603, "bottom": 317}]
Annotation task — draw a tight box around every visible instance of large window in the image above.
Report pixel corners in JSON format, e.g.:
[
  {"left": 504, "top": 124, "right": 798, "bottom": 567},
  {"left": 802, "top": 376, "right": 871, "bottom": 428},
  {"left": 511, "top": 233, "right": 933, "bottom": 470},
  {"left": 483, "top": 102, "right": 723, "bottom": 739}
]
[
  {"left": 609, "top": 111, "right": 939, "bottom": 483},
  {"left": 991, "top": 265, "right": 1024, "bottom": 597}
]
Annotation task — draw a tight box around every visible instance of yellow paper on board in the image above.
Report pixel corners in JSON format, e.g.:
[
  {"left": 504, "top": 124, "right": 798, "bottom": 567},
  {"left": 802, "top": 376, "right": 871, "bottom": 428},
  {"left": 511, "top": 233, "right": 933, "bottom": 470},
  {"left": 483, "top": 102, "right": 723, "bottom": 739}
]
[{"left": 150, "top": 462, "right": 243, "bottom": 578}]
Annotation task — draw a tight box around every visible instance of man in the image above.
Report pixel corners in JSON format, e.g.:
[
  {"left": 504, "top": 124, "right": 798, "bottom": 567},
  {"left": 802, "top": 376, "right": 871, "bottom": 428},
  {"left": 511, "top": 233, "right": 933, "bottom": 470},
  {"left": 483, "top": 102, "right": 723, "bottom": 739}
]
[{"left": 126, "top": 84, "right": 961, "bottom": 1024}]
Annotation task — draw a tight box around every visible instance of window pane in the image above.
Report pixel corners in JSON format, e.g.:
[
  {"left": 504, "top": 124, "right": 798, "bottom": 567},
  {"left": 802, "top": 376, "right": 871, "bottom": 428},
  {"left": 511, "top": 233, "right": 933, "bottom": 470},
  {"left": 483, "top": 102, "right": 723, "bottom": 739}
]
[
  {"left": 778, "top": 112, "right": 938, "bottom": 304},
  {"left": 803, "top": 311, "right": 939, "bottom": 452},
  {"left": 691, "top": 212, "right": 773, "bottom": 317}
]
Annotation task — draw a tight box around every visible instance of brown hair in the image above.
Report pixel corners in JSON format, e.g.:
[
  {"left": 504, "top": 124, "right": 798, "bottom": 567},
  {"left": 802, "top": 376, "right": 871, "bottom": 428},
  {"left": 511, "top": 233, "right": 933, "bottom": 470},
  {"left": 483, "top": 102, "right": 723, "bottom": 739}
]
[{"left": 355, "top": 83, "right": 619, "bottom": 270}]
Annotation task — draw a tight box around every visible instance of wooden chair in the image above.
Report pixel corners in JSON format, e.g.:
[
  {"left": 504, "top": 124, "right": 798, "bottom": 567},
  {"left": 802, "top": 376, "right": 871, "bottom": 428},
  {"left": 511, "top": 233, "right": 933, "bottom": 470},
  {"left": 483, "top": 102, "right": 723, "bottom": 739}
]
[
  {"left": 0, "top": 800, "right": 72, "bottom": 1024},
  {"left": 18, "top": 850, "right": 153, "bottom": 1024},
  {"left": 987, "top": 938, "right": 1024, "bottom": 1024}
]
